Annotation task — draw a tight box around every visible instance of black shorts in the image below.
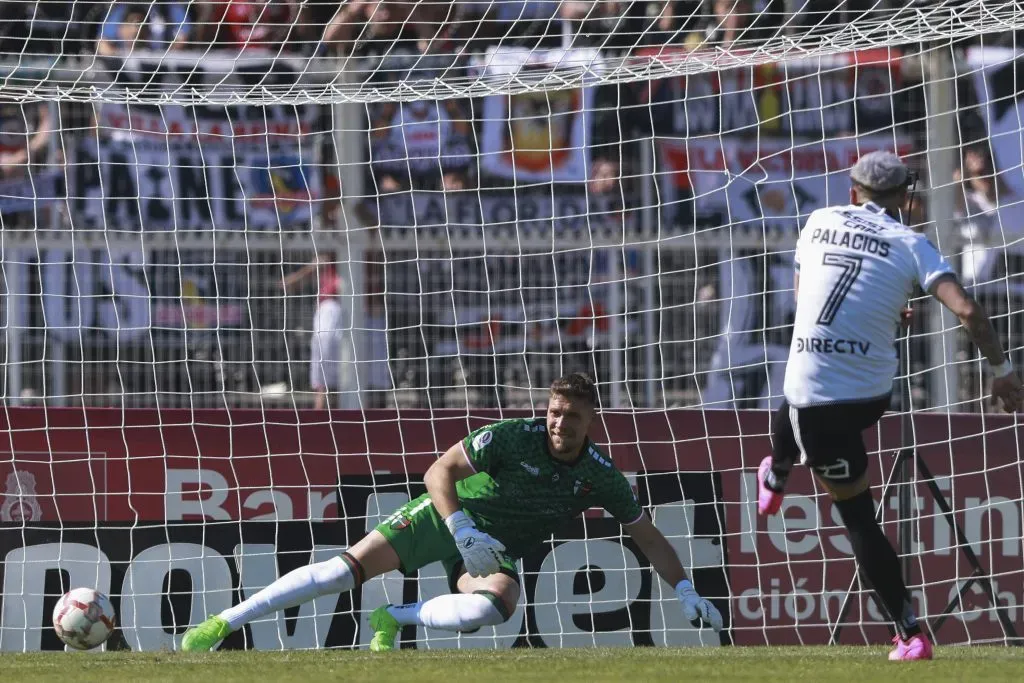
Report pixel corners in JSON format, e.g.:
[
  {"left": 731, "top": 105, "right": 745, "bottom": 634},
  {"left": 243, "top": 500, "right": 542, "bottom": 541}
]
[{"left": 771, "top": 396, "right": 890, "bottom": 484}]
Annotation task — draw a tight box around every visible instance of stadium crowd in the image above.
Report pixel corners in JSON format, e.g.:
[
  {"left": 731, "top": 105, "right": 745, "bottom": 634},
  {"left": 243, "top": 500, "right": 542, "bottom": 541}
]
[{"left": 0, "top": 0, "right": 1020, "bottom": 412}]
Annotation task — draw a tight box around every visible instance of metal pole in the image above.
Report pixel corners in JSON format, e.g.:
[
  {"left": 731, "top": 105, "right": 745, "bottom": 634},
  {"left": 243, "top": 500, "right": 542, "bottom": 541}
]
[
  {"left": 608, "top": 247, "right": 624, "bottom": 408},
  {"left": 332, "top": 66, "right": 368, "bottom": 410},
  {"left": 4, "top": 246, "right": 23, "bottom": 406},
  {"left": 640, "top": 140, "right": 658, "bottom": 408},
  {"left": 925, "top": 45, "right": 960, "bottom": 411},
  {"left": 49, "top": 335, "right": 66, "bottom": 406},
  {"left": 898, "top": 328, "right": 914, "bottom": 584},
  {"left": 43, "top": 100, "right": 67, "bottom": 406}
]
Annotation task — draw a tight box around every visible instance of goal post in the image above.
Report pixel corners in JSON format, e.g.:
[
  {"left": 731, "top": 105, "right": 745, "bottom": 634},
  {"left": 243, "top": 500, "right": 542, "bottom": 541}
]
[{"left": 0, "top": 1, "right": 1022, "bottom": 651}]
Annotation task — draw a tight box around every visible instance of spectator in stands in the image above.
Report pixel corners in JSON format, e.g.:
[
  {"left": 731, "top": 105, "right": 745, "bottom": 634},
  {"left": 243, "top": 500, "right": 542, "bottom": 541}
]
[
  {"left": 368, "top": 98, "right": 473, "bottom": 194},
  {"left": 684, "top": 0, "right": 754, "bottom": 49},
  {"left": 1, "top": 0, "right": 94, "bottom": 57},
  {"left": 683, "top": 0, "right": 782, "bottom": 50},
  {"left": 955, "top": 146, "right": 1014, "bottom": 287},
  {"left": 0, "top": 100, "right": 56, "bottom": 228},
  {"left": 588, "top": 81, "right": 649, "bottom": 197},
  {"left": 97, "top": 1, "right": 192, "bottom": 56},
  {"left": 641, "top": 1, "right": 703, "bottom": 46},
  {"left": 332, "top": 2, "right": 473, "bottom": 195},
  {"left": 493, "top": 0, "right": 561, "bottom": 42},
  {"left": 0, "top": 101, "right": 53, "bottom": 179},
  {"left": 281, "top": 255, "right": 358, "bottom": 410},
  {"left": 786, "top": 0, "right": 888, "bottom": 36},
  {"left": 957, "top": 147, "right": 1003, "bottom": 225},
  {"left": 559, "top": 0, "right": 659, "bottom": 52},
  {"left": 194, "top": 0, "right": 300, "bottom": 51},
  {"left": 323, "top": 0, "right": 415, "bottom": 59},
  {"left": 324, "top": 1, "right": 476, "bottom": 68},
  {"left": 952, "top": 145, "right": 1024, "bottom": 405}
]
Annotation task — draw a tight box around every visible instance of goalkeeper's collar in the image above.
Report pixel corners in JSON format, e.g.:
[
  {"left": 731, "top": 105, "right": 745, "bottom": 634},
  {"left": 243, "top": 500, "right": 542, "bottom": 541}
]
[{"left": 546, "top": 436, "right": 594, "bottom": 468}]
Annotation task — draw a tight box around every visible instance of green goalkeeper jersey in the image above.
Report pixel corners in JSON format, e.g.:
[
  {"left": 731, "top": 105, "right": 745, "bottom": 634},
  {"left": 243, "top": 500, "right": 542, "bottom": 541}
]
[{"left": 456, "top": 418, "right": 644, "bottom": 560}]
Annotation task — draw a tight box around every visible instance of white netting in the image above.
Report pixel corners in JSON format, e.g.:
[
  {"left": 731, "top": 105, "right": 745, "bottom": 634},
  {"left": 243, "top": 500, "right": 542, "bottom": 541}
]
[
  {"left": 0, "top": 2, "right": 1022, "bottom": 104},
  {"left": 0, "top": 0, "right": 1020, "bottom": 653}
]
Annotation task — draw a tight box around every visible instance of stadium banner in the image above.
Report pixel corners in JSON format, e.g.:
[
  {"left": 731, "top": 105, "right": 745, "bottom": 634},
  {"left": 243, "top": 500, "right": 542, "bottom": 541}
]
[
  {"left": 637, "top": 47, "right": 905, "bottom": 138},
  {"left": 0, "top": 169, "right": 63, "bottom": 215},
  {"left": 70, "top": 52, "right": 322, "bottom": 231},
  {"left": 367, "top": 99, "right": 474, "bottom": 186},
  {"left": 477, "top": 48, "right": 600, "bottom": 183},
  {"left": 375, "top": 241, "right": 640, "bottom": 371},
  {"left": 8, "top": 247, "right": 307, "bottom": 343},
  {"left": 658, "top": 134, "right": 915, "bottom": 235},
  {"left": 375, "top": 189, "right": 627, "bottom": 232},
  {"left": 0, "top": 409, "right": 1019, "bottom": 650}
]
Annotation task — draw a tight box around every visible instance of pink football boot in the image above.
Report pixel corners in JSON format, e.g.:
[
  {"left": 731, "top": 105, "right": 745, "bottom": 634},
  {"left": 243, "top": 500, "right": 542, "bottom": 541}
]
[
  {"left": 888, "top": 634, "right": 934, "bottom": 661},
  {"left": 757, "top": 456, "right": 783, "bottom": 516}
]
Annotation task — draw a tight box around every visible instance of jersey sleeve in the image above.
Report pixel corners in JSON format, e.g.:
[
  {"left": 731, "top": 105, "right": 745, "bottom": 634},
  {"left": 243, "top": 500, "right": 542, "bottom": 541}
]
[
  {"left": 460, "top": 420, "right": 518, "bottom": 474},
  {"left": 794, "top": 226, "right": 804, "bottom": 270},
  {"left": 593, "top": 459, "right": 644, "bottom": 525},
  {"left": 909, "top": 235, "right": 956, "bottom": 291},
  {"left": 794, "top": 210, "right": 822, "bottom": 270}
]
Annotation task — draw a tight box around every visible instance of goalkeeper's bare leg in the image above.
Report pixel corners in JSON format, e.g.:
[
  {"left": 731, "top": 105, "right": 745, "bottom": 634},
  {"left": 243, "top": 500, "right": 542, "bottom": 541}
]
[
  {"left": 181, "top": 531, "right": 399, "bottom": 652},
  {"left": 369, "top": 569, "right": 517, "bottom": 652}
]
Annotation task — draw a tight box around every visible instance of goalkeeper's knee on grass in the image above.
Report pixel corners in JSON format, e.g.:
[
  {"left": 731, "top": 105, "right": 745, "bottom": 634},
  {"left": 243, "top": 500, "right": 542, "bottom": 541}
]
[{"left": 387, "top": 591, "right": 510, "bottom": 632}]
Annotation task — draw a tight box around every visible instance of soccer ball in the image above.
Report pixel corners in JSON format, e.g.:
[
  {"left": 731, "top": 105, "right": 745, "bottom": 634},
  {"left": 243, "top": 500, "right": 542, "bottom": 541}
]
[{"left": 52, "top": 588, "right": 115, "bottom": 650}]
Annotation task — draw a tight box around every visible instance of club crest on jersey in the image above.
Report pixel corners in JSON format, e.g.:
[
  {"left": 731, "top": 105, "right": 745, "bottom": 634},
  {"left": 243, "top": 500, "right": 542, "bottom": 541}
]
[
  {"left": 472, "top": 430, "right": 493, "bottom": 451},
  {"left": 573, "top": 479, "right": 592, "bottom": 497},
  {"left": 389, "top": 514, "right": 411, "bottom": 531}
]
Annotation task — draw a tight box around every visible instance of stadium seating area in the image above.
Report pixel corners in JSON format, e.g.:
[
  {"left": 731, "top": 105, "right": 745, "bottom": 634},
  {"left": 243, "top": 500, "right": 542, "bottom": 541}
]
[{"left": 0, "top": 1, "right": 1019, "bottom": 411}]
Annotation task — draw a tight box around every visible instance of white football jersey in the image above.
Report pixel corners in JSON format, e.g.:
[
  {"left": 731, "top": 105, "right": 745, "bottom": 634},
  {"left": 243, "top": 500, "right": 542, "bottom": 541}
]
[{"left": 784, "top": 202, "right": 955, "bottom": 407}]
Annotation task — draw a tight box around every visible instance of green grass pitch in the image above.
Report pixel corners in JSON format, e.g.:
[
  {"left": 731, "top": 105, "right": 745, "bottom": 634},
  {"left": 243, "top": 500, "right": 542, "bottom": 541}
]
[{"left": 4, "top": 646, "right": 1024, "bottom": 682}]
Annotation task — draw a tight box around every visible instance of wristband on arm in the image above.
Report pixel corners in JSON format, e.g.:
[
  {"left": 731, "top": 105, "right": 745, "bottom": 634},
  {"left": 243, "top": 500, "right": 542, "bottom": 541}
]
[{"left": 991, "top": 358, "right": 1014, "bottom": 378}]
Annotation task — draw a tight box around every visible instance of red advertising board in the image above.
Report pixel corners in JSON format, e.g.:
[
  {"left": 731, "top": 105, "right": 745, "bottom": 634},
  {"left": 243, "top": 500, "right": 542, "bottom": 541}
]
[{"left": 0, "top": 408, "right": 1019, "bottom": 646}]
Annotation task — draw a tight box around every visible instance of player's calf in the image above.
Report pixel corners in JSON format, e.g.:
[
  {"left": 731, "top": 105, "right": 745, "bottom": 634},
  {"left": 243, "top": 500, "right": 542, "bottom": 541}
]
[
  {"left": 399, "top": 591, "right": 509, "bottom": 631},
  {"left": 370, "top": 590, "right": 511, "bottom": 651},
  {"left": 834, "top": 489, "right": 925, "bottom": 648}
]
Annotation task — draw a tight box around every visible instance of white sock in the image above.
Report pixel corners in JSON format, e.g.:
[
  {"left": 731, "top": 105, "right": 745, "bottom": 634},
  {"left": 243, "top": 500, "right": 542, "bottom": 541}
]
[
  {"left": 219, "top": 555, "right": 357, "bottom": 631},
  {"left": 386, "top": 593, "right": 506, "bottom": 632}
]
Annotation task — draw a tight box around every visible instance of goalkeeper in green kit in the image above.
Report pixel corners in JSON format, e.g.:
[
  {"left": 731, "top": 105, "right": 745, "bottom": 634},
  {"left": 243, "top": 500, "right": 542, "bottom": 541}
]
[{"left": 182, "top": 373, "right": 723, "bottom": 651}]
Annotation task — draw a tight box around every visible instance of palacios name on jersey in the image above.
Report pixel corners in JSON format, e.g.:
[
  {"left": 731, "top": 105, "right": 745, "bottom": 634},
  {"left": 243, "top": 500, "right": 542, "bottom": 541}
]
[{"left": 810, "top": 227, "right": 891, "bottom": 258}]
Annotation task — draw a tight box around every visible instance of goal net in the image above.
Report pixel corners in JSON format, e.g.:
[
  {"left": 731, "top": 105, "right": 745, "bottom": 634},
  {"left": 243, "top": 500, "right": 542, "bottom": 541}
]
[{"left": 0, "top": 0, "right": 1022, "bottom": 651}]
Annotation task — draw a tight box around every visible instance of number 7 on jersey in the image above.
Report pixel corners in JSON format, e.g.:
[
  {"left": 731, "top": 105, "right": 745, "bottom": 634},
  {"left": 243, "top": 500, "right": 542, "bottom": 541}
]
[{"left": 816, "top": 252, "right": 863, "bottom": 326}]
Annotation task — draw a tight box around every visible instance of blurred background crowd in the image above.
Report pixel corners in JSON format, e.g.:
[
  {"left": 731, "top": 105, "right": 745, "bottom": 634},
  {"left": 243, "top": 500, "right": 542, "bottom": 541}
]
[{"left": 0, "top": 0, "right": 1019, "bottom": 413}]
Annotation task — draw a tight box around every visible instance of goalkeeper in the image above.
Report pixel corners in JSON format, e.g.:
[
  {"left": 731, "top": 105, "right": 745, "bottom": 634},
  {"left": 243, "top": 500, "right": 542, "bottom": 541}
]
[{"left": 182, "top": 372, "right": 723, "bottom": 651}]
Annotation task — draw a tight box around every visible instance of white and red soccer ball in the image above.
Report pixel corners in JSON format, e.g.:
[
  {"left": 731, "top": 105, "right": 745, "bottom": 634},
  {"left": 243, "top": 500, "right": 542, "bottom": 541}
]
[{"left": 52, "top": 588, "right": 115, "bottom": 650}]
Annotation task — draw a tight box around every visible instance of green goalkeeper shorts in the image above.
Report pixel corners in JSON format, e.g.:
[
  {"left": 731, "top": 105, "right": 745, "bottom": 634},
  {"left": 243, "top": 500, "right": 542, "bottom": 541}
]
[{"left": 375, "top": 493, "right": 519, "bottom": 593}]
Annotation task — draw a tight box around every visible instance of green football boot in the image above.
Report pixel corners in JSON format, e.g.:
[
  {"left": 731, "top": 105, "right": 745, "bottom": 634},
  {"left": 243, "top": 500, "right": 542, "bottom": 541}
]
[
  {"left": 181, "top": 615, "right": 232, "bottom": 652},
  {"left": 368, "top": 605, "right": 401, "bottom": 652}
]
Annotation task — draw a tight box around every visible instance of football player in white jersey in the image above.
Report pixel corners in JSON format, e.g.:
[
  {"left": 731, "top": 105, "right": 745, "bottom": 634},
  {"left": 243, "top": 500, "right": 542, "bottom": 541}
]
[{"left": 756, "top": 151, "right": 1023, "bottom": 661}]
